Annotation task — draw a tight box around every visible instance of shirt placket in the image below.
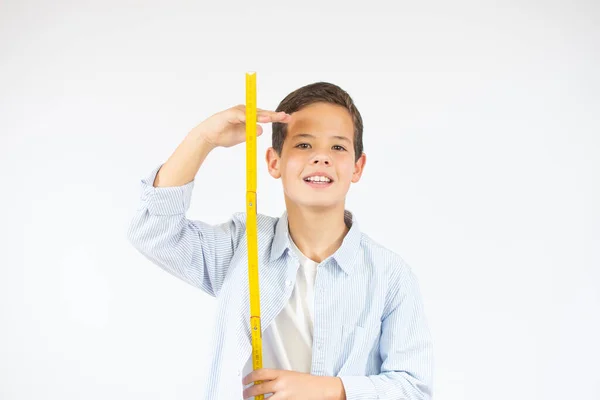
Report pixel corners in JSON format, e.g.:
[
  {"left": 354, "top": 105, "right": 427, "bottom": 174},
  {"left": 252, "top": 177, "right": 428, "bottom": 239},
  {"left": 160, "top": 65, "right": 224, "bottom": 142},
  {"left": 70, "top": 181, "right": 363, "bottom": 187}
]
[{"left": 310, "top": 261, "right": 329, "bottom": 376}]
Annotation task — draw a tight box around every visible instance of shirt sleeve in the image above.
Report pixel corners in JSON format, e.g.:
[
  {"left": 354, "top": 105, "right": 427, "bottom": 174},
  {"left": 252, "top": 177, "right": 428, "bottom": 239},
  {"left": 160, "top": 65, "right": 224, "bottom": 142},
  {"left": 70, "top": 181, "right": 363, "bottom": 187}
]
[
  {"left": 126, "top": 163, "right": 246, "bottom": 297},
  {"left": 338, "top": 266, "right": 434, "bottom": 400}
]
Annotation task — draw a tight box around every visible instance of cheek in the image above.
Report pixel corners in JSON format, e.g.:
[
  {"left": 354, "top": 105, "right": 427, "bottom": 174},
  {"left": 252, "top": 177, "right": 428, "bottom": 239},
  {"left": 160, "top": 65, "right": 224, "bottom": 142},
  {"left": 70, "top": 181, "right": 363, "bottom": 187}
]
[
  {"left": 338, "top": 160, "right": 356, "bottom": 178},
  {"left": 283, "top": 158, "right": 304, "bottom": 177}
]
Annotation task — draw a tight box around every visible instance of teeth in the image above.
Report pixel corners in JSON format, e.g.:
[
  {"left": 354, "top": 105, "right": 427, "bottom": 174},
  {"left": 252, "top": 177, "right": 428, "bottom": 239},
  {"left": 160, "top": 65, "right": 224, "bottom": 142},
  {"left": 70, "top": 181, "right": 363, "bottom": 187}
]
[{"left": 305, "top": 176, "right": 331, "bottom": 182}]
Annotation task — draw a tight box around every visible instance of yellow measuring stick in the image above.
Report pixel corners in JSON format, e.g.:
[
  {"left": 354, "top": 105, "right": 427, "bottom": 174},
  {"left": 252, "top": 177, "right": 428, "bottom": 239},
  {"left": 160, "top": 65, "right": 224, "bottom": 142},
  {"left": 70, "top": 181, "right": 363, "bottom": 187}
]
[{"left": 245, "top": 71, "right": 264, "bottom": 399}]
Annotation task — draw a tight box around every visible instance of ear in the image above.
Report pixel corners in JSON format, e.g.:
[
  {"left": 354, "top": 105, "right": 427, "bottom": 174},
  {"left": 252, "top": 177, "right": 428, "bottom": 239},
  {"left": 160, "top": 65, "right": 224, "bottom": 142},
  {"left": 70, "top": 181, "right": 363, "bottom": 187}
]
[
  {"left": 351, "top": 152, "right": 366, "bottom": 183},
  {"left": 266, "top": 147, "right": 282, "bottom": 179}
]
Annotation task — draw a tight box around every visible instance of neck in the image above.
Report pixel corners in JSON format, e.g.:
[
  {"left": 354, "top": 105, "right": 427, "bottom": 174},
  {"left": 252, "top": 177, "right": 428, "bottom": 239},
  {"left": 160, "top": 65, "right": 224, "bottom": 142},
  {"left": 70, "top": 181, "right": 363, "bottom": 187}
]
[{"left": 284, "top": 200, "right": 350, "bottom": 263}]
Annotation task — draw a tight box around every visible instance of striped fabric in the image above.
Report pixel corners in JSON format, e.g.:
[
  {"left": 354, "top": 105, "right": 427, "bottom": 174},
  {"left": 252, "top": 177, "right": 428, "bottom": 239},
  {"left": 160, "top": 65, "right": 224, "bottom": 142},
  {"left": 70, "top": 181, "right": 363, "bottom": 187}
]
[{"left": 127, "top": 163, "right": 434, "bottom": 400}]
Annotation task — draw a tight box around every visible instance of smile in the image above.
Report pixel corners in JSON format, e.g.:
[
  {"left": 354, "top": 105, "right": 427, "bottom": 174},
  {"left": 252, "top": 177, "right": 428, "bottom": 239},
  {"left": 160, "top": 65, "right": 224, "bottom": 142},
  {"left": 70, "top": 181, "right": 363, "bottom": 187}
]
[{"left": 303, "top": 178, "right": 333, "bottom": 188}]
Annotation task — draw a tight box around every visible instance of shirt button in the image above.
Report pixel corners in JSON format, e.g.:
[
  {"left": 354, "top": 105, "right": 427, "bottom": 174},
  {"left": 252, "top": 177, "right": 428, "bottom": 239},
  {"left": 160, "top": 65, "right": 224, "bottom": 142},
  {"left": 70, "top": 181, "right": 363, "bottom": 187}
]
[
  {"left": 285, "top": 280, "right": 292, "bottom": 287},
  {"left": 237, "top": 369, "right": 240, "bottom": 376}
]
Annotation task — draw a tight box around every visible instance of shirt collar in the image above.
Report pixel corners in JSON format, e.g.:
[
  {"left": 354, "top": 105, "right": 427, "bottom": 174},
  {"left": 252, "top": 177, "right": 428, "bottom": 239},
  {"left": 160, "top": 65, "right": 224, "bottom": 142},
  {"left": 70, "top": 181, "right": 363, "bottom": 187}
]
[{"left": 269, "top": 209, "right": 362, "bottom": 275}]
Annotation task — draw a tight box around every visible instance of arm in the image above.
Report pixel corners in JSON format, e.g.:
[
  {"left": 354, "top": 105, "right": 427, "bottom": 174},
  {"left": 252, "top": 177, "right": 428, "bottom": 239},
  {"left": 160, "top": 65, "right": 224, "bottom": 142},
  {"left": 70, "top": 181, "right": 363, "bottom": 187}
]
[
  {"left": 338, "top": 267, "right": 435, "bottom": 400},
  {"left": 152, "top": 127, "right": 216, "bottom": 188},
  {"left": 128, "top": 107, "right": 290, "bottom": 296},
  {"left": 127, "top": 130, "right": 244, "bottom": 297}
]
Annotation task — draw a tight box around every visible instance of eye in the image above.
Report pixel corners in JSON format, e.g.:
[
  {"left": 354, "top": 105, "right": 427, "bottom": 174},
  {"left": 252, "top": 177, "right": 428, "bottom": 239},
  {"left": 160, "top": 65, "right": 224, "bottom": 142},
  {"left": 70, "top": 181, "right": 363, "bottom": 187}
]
[{"left": 295, "top": 143, "right": 346, "bottom": 151}]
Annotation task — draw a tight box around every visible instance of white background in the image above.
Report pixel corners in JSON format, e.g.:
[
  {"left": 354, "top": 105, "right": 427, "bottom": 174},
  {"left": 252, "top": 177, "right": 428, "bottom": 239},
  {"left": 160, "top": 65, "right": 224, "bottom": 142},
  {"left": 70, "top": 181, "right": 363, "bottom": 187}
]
[{"left": 1, "top": 1, "right": 598, "bottom": 399}]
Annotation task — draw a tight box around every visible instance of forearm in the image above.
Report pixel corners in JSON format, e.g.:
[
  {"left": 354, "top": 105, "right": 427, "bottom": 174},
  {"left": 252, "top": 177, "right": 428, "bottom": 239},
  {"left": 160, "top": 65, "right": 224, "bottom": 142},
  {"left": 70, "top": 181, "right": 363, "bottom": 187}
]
[
  {"left": 153, "top": 127, "right": 215, "bottom": 187},
  {"left": 325, "top": 377, "right": 346, "bottom": 400}
]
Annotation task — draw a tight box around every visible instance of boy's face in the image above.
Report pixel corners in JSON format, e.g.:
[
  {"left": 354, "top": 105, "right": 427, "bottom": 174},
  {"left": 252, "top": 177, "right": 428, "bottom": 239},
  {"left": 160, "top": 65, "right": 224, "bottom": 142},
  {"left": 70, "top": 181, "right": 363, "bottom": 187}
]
[{"left": 266, "top": 102, "right": 366, "bottom": 210}]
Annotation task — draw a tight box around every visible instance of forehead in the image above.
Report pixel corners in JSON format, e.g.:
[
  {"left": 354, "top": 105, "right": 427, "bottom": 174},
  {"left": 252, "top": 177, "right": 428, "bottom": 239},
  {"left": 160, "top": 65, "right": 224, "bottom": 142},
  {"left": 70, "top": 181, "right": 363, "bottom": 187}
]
[{"left": 287, "top": 102, "right": 354, "bottom": 140}]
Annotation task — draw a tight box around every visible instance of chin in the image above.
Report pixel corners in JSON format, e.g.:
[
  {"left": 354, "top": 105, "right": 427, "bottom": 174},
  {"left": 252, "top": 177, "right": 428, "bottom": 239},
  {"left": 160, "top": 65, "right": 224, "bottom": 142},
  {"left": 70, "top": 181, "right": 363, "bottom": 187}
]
[
  {"left": 283, "top": 183, "right": 346, "bottom": 208},
  {"left": 295, "top": 196, "right": 343, "bottom": 210}
]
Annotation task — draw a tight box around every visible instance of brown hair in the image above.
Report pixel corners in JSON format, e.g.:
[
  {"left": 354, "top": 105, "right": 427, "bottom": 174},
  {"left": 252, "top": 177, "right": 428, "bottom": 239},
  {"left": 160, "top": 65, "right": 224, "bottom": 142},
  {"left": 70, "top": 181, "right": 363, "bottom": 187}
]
[{"left": 272, "top": 82, "right": 364, "bottom": 162}]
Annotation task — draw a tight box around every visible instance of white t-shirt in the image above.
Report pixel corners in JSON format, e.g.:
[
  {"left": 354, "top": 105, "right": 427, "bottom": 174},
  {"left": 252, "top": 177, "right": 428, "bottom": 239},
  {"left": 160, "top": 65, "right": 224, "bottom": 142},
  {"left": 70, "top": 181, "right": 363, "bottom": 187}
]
[{"left": 242, "top": 236, "right": 318, "bottom": 382}]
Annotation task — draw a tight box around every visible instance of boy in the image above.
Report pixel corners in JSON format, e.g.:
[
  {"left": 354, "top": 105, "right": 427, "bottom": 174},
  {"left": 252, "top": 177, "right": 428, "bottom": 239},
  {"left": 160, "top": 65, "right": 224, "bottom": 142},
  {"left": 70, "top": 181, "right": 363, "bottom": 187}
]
[{"left": 127, "top": 82, "right": 434, "bottom": 399}]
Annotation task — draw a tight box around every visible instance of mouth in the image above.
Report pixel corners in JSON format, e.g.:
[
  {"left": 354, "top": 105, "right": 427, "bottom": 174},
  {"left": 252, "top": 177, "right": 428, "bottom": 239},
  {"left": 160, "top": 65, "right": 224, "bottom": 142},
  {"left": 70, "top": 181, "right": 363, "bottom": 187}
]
[{"left": 303, "top": 176, "right": 334, "bottom": 189}]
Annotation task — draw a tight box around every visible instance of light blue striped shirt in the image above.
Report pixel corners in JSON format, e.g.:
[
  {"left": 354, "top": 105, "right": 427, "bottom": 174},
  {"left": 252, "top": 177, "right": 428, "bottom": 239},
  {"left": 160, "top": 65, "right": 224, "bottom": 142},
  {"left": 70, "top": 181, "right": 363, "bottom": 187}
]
[{"left": 127, "top": 164, "right": 434, "bottom": 399}]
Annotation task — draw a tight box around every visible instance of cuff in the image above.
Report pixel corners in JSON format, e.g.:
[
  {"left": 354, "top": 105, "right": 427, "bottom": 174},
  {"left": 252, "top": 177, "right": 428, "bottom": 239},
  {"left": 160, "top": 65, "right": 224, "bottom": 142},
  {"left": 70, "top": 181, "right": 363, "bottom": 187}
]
[
  {"left": 338, "top": 376, "right": 377, "bottom": 400},
  {"left": 139, "top": 163, "right": 195, "bottom": 216}
]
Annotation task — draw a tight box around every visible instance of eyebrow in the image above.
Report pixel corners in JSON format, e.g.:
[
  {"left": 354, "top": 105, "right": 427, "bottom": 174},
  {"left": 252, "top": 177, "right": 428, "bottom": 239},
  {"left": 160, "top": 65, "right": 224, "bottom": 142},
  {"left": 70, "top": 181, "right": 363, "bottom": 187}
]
[{"left": 292, "top": 133, "right": 352, "bottom": 144}]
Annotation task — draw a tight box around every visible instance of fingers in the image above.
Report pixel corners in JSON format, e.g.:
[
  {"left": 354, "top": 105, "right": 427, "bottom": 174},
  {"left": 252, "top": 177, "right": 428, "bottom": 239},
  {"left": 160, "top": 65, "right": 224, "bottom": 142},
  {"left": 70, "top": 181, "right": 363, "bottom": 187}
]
[
  {"left": 242, "top": 380, "right": 276, "bottom": 399},
  {"left": 242, "top": 368, "right": 278, "bottom": 385},
  {"left": 232, "top": 105, "right": 291, "bottom": 123},
  {"left": 258, "top": 110, "right": 291, "bottom": 123},
  {"left": 242, "top": 369, "right": 286, "bottom": 398}
]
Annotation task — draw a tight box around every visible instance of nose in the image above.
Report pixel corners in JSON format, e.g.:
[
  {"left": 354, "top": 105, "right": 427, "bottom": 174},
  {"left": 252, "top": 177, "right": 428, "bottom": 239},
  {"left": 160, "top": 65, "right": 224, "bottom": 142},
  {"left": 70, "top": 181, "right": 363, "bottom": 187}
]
[
  {"left": 310, "top": 149, "right": 332, "bottom": 165},
  {"left": 312, "top": 156, "right": 330, "bottom": 165},
  {"left": 312, "top": 157, "right": 330, "bottom": 165}
]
